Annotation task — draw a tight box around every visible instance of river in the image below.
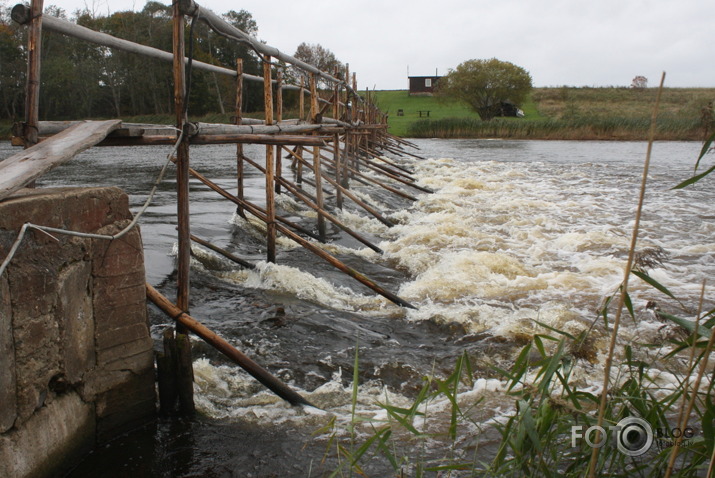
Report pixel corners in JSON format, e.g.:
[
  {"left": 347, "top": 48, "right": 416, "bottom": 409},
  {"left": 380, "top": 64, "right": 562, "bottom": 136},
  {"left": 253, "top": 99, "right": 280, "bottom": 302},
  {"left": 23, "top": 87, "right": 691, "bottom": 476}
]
[{"left": 1, "top": 139, "right": 713, "bottom": 476}]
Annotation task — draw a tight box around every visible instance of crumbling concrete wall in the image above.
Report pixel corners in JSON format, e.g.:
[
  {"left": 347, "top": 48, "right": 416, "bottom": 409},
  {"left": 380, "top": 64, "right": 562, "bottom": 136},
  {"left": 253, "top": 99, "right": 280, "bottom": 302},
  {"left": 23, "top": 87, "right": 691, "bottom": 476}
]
[{"left": 0, "top": 187, "right": 156, "bottom": 478}]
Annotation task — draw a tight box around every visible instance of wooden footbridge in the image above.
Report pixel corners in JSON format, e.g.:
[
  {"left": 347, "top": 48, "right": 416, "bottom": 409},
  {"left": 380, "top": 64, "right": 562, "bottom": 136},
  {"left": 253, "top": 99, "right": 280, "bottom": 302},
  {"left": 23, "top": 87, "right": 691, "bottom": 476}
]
[{"left": 3, "top": 0, "right": 430, "bottom": 411}]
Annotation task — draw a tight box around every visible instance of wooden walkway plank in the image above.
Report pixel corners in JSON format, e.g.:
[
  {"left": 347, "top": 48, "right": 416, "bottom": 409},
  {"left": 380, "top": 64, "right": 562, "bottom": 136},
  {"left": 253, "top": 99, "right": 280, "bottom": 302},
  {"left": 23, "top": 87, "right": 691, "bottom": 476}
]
[{"left": 0, "top": 120, "right": 122, "bottom": 201}]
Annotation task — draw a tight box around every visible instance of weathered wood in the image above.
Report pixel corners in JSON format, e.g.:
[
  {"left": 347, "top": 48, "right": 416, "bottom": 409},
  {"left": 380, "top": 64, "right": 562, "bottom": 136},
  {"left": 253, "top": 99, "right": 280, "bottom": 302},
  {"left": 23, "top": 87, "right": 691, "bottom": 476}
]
[
  {"left": 157, "top": 328, "right": 179, "bottom": 414},
  {"left": 146, "top": 284, "right": 314, "bottom": 407},
  {"left": 183, "top": 167, "right": 415, "bottom": 309},
  {"left": 189, "top": 134, "right": 327, "bottom": 146},
  {"left": 189, "top": 233, "right": 255, "bottom": 269},
  {"left": 193, "top": 122, "right": 325, "bottom": 135},
  {"left": 299, "top": 77, "right": 305, "bottom": 122},
  {"left": 0, "top": 120, "right": 121, "bottom": 201},
  {"left": 289, "top": 147, "right": 396, "bottom": 228},
  {"left": 22, "top": 0, "right": 43, "bottom": 147},
  {"left": 178, "top": 0, "right": 348, "bottom": 91},
  {"left": 240, "top": 154, "right": 383, "bottom": 254},
  {"left": 275, "top": 68, "right": 283, "bottom": 195},
  {"left": 332, "top": 73, "right": 343, "bottom": 209},
  {"left": 322, "top": 167, "right": 395, "bottom": 227},
  {"left": 173, "top": 1, "right": 194, "bottom": 414},
  {"left": 264, "top": 55, "right": 276, "bottom": 263},
  {"left": 310, "top": 73, "right": 327, "bottom": 241},
  {"left": 319, "top": 151, "right": 418, "bottom": 201},
  {"left": 235, "top": 58, "right": 246, "bottom": 218},
  {"left": 188, "top": 162, "right": 320, "bottom": 241}
]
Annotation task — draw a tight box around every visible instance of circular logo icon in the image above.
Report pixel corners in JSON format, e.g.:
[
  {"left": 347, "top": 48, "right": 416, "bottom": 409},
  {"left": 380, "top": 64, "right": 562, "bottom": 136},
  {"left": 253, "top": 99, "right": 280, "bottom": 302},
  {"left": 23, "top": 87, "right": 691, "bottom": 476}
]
[{"left": 616, "top": 417, "right": 653, "bottom": 456}]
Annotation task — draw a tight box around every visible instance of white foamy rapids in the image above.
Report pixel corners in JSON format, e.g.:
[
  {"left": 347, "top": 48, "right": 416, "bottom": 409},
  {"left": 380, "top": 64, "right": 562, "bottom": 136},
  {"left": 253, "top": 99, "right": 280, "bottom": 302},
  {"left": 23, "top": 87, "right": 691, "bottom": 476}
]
[
  {"left": 192, "top": 356, "right": 513, "bottom": 440},
  {"left": 215, "top": 260, "right": 400, "bottom": 315},
  {"left": 192, "top": 357, "right": 412, "bottom": 427},
  {"left": 382, "top": 155, "right": 715, "bottom": 342}
]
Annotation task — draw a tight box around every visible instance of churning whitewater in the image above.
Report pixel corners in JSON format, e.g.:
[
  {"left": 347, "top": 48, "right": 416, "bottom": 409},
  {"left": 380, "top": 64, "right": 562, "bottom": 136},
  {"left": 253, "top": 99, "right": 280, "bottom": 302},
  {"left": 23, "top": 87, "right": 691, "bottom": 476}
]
[{"left": 184, "top": 139, "right": 714, "bottom": 428}]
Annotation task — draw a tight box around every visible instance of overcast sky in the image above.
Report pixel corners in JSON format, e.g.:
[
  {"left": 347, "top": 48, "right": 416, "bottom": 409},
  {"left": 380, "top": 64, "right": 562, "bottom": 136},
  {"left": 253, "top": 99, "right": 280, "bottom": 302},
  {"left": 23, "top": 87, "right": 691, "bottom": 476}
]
[{"left": 39, "top": 0, "right": 715, "bottom": 89}]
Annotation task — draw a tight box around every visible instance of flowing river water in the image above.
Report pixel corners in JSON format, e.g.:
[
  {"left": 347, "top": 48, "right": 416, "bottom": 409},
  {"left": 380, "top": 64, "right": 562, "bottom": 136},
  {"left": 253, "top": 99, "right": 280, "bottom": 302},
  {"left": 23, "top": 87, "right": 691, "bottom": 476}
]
[{"left": 1, "top": 139, "right": 713, "bottom": 476}]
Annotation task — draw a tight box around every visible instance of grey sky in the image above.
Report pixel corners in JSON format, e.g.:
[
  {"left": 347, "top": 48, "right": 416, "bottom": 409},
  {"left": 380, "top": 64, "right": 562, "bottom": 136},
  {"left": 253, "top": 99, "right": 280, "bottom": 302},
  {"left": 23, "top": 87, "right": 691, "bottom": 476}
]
[{"left": 35, "top": 0, "right": 715, "bottom": 89}]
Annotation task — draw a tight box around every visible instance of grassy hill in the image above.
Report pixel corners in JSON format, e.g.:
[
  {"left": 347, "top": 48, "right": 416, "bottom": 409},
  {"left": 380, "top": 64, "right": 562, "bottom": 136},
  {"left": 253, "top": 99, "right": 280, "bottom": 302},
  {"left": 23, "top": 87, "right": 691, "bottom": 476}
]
[{"left": 372, "top": 87, "right": 715, "bottom": 140}]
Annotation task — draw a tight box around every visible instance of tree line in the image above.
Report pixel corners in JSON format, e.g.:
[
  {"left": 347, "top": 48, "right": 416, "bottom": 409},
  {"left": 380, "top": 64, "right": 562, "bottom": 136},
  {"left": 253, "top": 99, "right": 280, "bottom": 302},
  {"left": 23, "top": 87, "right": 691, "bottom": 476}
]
[{"left": 0, "top": 1, "right": 345, "bottom": 122}]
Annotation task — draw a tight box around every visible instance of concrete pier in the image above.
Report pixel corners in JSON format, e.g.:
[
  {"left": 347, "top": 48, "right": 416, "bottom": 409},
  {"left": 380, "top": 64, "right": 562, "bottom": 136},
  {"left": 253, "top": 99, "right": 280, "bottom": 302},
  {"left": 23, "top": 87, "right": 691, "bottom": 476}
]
[{"left": 0, "top": 187, "right": 156, "bottom": 478}]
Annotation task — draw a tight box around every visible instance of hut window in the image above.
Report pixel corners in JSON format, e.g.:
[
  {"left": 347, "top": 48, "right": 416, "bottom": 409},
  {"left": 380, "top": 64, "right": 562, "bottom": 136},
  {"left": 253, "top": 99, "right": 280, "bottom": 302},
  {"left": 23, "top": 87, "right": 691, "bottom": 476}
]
[{"left": 425, "top": 78, "right": 432, "bottom": 88}]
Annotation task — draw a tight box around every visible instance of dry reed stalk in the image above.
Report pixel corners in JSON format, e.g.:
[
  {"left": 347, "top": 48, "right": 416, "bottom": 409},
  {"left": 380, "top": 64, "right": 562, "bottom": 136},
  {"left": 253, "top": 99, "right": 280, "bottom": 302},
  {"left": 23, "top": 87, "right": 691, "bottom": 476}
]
[
  {"left": 587, "top": 72, "right": 666, "bottom": 478},
  {"left": 675, "top": 281, "right": 706, "bottom": 431},
  {"left": 664, "top": 283, "right": 714, "bottom": 478}
]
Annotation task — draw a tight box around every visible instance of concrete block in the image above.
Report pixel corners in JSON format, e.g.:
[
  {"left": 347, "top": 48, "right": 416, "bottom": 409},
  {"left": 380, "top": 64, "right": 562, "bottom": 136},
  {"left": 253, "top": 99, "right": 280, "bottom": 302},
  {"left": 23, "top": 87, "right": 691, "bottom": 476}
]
[
  {"left": 0, "top": 393, "right": 95, "bottom": 478},
  {"left": 95, "top": 370, "right": 156, "bottom": 442},
  {"left": 0, "top": 276, "right": 17, "bottom": 433},
  {"left": 92, "top": 272, "right": 146, "bottom": 316},
  {"left": 57, "top": 261, "right": 95, "bottom": 383},
  {"left": 93, "top": 302, "right": 149, "bottom": 336},
  {"left": 96, "top": 335, "right": 154, "bottom": 368},
  {"left": 7, "top": 264, "right": 58, "bottom": 320},
  {"left": 91, "top": 225, "right": 144, "bottom": 278}
]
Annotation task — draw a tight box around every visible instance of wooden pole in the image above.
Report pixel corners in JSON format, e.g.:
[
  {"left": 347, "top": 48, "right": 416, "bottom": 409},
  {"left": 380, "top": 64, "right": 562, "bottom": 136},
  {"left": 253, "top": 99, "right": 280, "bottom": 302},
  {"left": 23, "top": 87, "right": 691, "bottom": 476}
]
[
  {"left": 147, "top": 284, "right": 314, "bottom": 407},
  {"left": 183, "top": 167, "right": 415, "bottom": 308},
  {"left": 287, "top": 144, "right": 395, "bottom": 227},
  {"left": 317, "top": 150, "right": 418, "bottom": 202},
  {"left": 189, "top": 233, "right": 255, "bottom": 269},
  {"left": 235, "top": 58, "right": 246, "bottom": 218},
  {"left": 263, "top": 55, "right": 276, "bottom": 263},
  {"left": 333, "top": 70, "right": 343, "bottom": 209},
  {"left": 310, "top": 73, "right": 326, "bottom": 241},
  {"left": 299, "top": 76, "right": 305, "bottom": 122},
  {"left": 172, "top": 0, "right": 195, "bottom": 415},
  {"left": 275, "top": 66, "right": 283, "bottom": 195},
  {"left": 23, "top": 0, "right": 43, "bottom": 148},
  {"left": 240, "top": 154, "right": 383, "bottom": 253}
]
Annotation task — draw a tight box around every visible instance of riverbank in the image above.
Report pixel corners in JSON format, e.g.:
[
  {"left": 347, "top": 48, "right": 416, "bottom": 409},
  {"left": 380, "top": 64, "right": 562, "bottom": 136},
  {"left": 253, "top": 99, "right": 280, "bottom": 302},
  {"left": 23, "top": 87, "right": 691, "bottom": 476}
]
[{"left": 374, "top": 87, "right": 715, "bottom": 139}]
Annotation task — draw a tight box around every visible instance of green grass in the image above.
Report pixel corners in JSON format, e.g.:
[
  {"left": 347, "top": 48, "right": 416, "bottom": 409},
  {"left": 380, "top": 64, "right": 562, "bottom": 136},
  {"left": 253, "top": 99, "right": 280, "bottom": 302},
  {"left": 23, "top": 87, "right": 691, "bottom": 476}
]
[
  {"left": 369, "top": 90, "right": 490, "bottom": 137},
  {"left": 369, "top": 87, "right": 715, "bottom": 140}
]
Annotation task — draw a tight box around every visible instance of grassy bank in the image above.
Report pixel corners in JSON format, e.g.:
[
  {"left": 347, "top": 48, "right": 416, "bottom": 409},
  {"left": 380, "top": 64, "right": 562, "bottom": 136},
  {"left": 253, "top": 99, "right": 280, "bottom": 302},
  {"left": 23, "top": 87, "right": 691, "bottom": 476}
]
[{"left": 373, "top": 87, "right": 715, "bottom": 140}]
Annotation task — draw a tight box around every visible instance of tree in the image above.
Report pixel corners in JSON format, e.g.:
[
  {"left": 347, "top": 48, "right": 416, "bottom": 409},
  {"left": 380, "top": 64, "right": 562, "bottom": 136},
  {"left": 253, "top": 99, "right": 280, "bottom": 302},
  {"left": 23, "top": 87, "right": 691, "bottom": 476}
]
[
  {"left": 291, "top": 42, "right": 343, "bottom": 88},
  {"left": 437, "top": 58, "right": 532, "bottom": 121},
  {"left": 0, "top": 3, "right": 26, "bottom": 119},
  {"left": 631, "top": 76, "right": 648, "bottom": 89}
]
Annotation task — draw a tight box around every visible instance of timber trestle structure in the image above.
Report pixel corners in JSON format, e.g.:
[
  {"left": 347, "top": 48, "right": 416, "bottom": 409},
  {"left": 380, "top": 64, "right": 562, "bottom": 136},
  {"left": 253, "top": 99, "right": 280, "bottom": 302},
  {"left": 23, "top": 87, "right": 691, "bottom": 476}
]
[{"left": 6, "top": 0, "right": 430, "bottom": 411}]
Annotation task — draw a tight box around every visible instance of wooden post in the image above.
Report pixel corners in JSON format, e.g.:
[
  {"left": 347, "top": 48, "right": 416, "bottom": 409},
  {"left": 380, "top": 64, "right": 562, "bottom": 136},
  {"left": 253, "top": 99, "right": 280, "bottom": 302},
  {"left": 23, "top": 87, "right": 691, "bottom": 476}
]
[
  {"left": 156, "top": 328, "right": 178, "bottom": 414},
  {"left": 294, "top": 77, "right": 305, "bottom": 184},
  {"left": 333, "top": 69, "right": 343, "bottom": 209},
  {"left": 263, "top": 55, "right": 276, "bottom": 263},
  {"left": 235, "top": 58, "right": 246, "bottom": 218},
  {"left": 274, "top": 66, "right": 283, "bottom": 195},
  {"left": 23, "top": 0, "right": 43, "bottom": 148},
  {"left": 299, "top": 76, "right": 305, "bottom": 122},
  {"left": 310, "top": 73, "right": 326, "bottom": 241},
  {"left": 172, "top": 1, "right": 194, "bottom": 415}
]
